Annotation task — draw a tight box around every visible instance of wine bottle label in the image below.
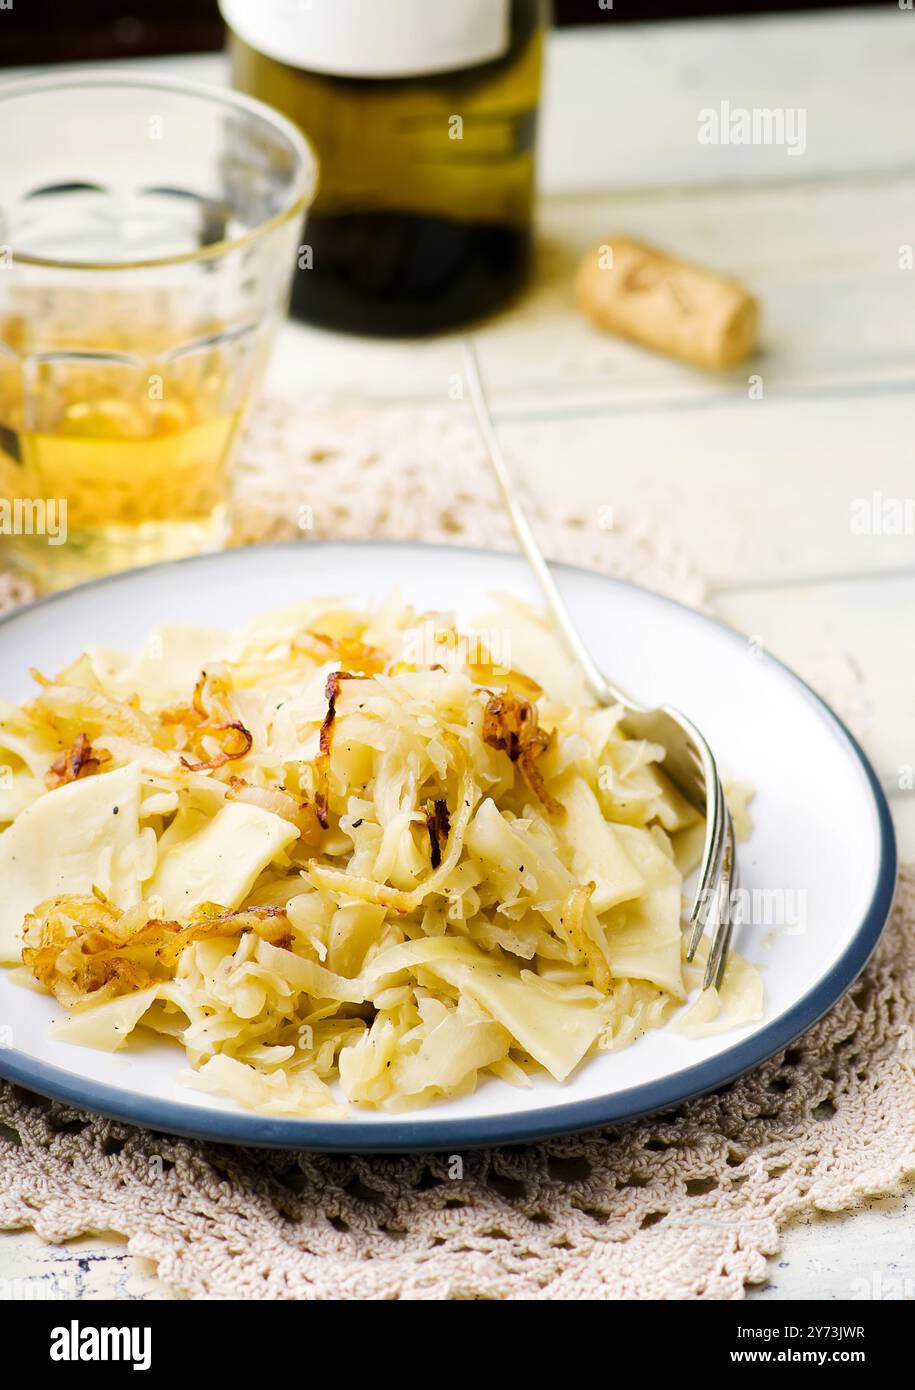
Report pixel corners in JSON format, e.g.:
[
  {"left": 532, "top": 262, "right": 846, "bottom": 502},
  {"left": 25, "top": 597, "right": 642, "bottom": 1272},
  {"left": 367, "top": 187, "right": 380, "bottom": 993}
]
[{"left": 219, "top": 0, "right": 511, "bottom": 79}]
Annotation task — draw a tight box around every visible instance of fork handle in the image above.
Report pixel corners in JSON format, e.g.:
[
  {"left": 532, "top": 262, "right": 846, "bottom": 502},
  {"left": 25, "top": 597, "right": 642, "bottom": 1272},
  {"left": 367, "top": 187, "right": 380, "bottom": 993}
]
[{"left": 463, "top": 338, "right": 628, "bottom": 709}]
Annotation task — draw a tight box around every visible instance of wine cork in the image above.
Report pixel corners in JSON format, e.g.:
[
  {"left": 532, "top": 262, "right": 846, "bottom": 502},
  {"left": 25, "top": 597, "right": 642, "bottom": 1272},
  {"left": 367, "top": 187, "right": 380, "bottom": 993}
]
[{"left": 575, "top": 237, "right": 758, "bottom": 370}]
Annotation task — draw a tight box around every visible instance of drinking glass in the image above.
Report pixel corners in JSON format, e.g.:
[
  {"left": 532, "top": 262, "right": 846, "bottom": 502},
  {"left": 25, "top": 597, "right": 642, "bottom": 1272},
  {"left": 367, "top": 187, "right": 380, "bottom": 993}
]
[{"left": 0, "top": 74, "right": 316, "bottom": 589}]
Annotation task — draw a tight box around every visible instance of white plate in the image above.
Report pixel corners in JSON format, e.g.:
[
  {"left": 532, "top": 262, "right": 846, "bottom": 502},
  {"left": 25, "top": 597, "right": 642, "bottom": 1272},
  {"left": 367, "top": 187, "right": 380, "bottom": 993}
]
[{"left": 0, "top": 541, "right": 896, "bottom": 1150}]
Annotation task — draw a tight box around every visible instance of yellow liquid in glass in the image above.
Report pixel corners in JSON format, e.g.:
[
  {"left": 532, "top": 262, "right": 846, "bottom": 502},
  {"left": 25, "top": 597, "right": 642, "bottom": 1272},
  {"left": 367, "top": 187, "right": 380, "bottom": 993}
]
[{"left": 0, "top": 319, "right": 243, "bottom": 590}]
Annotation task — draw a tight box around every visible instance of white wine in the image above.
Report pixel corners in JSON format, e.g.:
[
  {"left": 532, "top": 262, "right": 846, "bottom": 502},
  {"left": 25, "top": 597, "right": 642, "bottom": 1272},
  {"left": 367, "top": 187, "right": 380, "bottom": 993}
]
[
  {"left": 0, "top": 298, "right": 242, "bottom": 589},
  {"left": 220, "top": 0, "right": 544, "bottom": 336}
]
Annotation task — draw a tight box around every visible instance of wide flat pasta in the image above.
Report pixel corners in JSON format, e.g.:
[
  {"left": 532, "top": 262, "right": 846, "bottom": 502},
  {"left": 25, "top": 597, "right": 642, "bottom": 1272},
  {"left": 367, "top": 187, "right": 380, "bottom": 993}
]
[{"left": 0, "top": 762, "right": 143, "bottom": 962}]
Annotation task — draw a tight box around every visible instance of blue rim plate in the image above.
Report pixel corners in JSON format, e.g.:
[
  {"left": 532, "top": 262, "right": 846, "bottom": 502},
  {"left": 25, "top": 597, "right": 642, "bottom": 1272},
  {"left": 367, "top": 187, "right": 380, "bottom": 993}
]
[{"left": 0, "top": 541, "right": 897, "bottom": 1150}]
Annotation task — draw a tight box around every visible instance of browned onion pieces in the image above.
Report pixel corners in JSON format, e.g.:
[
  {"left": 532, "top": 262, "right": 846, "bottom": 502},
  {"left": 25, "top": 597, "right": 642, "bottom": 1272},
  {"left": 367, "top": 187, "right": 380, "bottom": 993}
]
[{"left": 482, "top": 691, "right": 565, "bottom": 819}]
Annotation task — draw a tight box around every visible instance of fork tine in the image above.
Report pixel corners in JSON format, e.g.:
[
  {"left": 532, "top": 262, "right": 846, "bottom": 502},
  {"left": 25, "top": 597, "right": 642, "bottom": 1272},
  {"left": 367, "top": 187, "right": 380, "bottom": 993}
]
[
  {"left": 703, "top": 811, "right": 736, "bottom": 991},
  {"left": 686, "top": 762, "right": 725, "bottom": 960},
  {"left": 687, "top": 739, "right": 722, "bottom": 922}
]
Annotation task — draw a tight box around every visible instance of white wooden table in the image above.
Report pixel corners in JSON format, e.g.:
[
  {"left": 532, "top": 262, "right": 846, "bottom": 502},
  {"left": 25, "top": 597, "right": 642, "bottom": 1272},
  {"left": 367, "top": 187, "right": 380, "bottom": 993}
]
[{"left": 2, "top": 6, "right": 913, "bottom": 1300}]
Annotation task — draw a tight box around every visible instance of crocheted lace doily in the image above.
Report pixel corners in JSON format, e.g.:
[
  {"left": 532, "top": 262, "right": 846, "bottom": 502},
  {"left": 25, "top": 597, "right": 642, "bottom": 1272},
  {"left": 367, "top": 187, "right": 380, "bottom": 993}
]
[{"left": 0, "top": 395, "right": 910, "bottom": 1301}]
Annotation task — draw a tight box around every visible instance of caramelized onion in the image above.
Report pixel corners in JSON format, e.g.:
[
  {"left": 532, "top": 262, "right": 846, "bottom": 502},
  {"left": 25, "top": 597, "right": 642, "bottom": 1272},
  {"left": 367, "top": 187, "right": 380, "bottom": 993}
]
[
  {"left": 425, "top": 798, "right": 451, "bottom": 869},
  {"left": 46, "top": 733, "right": 110, "bottom": 789},
  {"left": 315, "top": 669, "right": 358, "bottom": 829},
  {"left": 22, "top": 896, "right": 291, "bottom": 1008},
  {"left": 162, "top": 670, "right": 250, "bottom": 772},
  {"left": 481, "top": 691, "right": 565, "bottom": 819},
  {"left": 180, "top": 720, "right": 253, "bottom": 772},
  {"left": 294, "top": 630, "right": 386, "bottom": 676}
]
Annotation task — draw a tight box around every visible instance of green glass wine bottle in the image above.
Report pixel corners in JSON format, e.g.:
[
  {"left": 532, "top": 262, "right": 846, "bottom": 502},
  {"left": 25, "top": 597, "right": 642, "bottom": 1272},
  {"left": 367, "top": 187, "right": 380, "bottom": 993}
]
[{"left": 220, "top": 0, "right": 544, "bottom": 336}]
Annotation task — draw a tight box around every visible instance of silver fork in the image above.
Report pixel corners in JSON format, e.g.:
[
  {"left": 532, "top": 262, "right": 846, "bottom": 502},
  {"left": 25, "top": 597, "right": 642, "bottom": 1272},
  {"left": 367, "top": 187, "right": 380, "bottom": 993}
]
[{"left": 462, "top": 340, "right": 737, "bottom": 990}]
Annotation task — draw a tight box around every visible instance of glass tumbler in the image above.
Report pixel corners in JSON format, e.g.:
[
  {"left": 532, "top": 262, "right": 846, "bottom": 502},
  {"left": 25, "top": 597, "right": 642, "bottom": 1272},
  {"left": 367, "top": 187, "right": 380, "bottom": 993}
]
[{"left": 0, "top": 75, "right": 316, "bottom": 590}]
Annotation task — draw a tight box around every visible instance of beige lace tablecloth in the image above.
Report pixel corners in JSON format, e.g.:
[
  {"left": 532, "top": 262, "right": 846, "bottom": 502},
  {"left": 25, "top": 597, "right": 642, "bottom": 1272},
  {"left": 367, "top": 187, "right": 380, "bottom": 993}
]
[{"left": 0, "top": 396, "right": 911, "bottom": 1300}]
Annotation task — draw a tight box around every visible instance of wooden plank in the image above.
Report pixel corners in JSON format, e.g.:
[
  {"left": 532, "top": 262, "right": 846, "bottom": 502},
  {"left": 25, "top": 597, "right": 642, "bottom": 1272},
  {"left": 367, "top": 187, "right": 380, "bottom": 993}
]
[
  {"left": 714, "top": 572, "right": 915, "bottom": 782},
  {"left": 541, "top": 10, "right": 915, "bottom": 192},
  {"left": 466, "top": 389, "right": 915, "bottom": 588}
]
